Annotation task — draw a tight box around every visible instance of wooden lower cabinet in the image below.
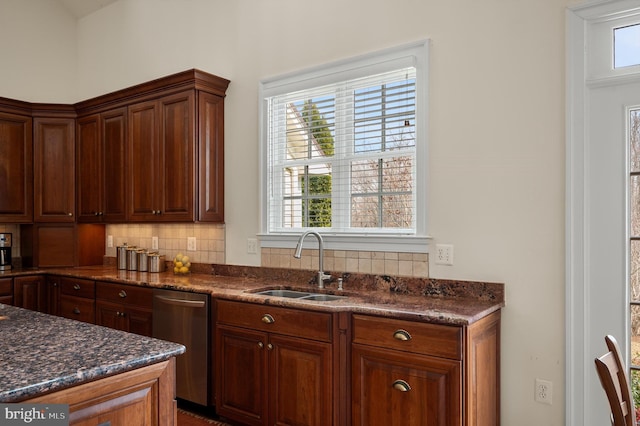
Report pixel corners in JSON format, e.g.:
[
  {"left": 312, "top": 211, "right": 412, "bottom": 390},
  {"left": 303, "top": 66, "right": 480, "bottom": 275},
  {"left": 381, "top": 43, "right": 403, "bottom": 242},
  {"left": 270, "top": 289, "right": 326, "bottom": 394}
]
[
  {"left": 25, "top": 358, "right": 178, "bottom": 426},
  {"left": 351, "top": 311, "right": 501, "bottom": 426},
  {"left": 95, "top": 281, "right": 153, "bottom": 336},
  {"left": 216, "top": 300, "right": 335, "bottom": 426},
  {"left": 352, "top": 344, "right": 461, "bottom": 426},
  {"left": 13, "top": 275, "right": 46, "bottom": 312},
  {"left": 0, "top": 277, "right": 12, "bottom": 305},
  {"left": 57, "top": 276, "right": 95, "bottom": 324}
]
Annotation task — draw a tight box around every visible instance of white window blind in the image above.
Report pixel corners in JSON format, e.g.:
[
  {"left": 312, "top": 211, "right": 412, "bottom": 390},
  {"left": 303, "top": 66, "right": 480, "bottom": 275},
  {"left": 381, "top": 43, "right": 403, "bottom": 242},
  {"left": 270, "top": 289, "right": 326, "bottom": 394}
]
[
  {"left": 267, "top": 68, "right": 416, "bottom": 233},
  {"left": 260, "top": 40, "right": 429, "bottom": 250}
]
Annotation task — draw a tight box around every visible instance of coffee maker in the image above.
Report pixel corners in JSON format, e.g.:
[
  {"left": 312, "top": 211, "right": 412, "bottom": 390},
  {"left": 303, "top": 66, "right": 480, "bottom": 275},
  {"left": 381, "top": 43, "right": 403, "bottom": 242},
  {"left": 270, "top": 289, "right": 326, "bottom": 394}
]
[{"left": 0, "top": 233, "right": 12, "bottom": 271}]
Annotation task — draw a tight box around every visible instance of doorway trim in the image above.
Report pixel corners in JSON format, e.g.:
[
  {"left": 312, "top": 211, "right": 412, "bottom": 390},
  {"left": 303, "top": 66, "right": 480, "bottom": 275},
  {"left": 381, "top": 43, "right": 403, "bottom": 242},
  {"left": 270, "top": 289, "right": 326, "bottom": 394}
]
[{"left": 567, "top": 1, "right": 640, "bottom": 425}]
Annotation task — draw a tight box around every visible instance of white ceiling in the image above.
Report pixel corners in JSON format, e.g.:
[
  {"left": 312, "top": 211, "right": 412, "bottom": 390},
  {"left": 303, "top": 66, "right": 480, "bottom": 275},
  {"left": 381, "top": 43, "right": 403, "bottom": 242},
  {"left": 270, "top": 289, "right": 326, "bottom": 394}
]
[{"left": 58, "top": 0, "right": 118, "bottom": 19}]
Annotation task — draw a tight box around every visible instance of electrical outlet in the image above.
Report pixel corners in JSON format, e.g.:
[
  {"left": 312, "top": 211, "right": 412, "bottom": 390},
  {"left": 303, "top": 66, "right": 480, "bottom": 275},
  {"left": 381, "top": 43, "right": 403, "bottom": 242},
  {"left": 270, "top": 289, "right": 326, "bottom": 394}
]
[
  {"left": 187, "top": 237, "right": 196, "bottom": 251},
  {"left": 535, "top": 379, "right": 552, "bottom": 405},
  {"left": 247, "top": 238, "right": 258, "bottom": 254},
  {"left": 435, "top": 244, "right": 454, "bottom": 265},
  {"left": 151, "top": 236, "right": 158, "bottom": 250},
  {"left": 107, "top": 235, "right": 113, "bottom": 248}
]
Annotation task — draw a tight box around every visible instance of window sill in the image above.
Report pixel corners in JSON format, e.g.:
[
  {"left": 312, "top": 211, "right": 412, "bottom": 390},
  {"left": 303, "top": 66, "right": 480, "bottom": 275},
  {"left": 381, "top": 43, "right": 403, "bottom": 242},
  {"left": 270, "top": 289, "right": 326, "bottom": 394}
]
[{"left": 258, "top": 233, "right": 431, "bottom": 253}]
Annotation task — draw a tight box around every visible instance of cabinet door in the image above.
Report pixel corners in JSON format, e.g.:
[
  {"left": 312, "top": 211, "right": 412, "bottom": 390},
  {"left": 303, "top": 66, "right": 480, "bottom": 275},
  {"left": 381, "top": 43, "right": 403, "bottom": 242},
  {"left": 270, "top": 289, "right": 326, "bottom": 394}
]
[
  {"left": 0, "top": 112, "right": 32, "bottom": 223},
  {"left": 101, "top": 108, "right": 127, "bottom": 222},
  {"left": 352, "top": 344, "right": 462, "bottom": 426},
  {"left": 160, "top": 91, "right": 195, "bottom": 221},
  {"left": 128, "top": 99, "right": 159, "bottom": 221},
  {"left": 34, "top": 117, "right": 75, "bottom": 222},
  {"left": 126, "top": 306, "right": 153, "bottom": 337},
  {"left": 96, "top": 300, "right": 126, "bottom": 331},
  {"left": 0, "top": 277, "right": 13, "bottom": 305},
  {"left": 46, "top": 275, "right": 61, "bottom": 316},
  {"left": 14, "top": 276, "right": 46, "bottom": 312},
  {"left": 269, "top": 334, "right": 333, "bottom": 426},
  {"left": 216, "top": 324, "right": 268, "bottom": 426},
  {"left": 198, "top": 92, "right": 225, "bottom": 222},
  {"left": 76, "top": 114, "right": 102, "bottom": 222},
  {"left": 128, "top": 91, "right": 195, "bottom": 222}
]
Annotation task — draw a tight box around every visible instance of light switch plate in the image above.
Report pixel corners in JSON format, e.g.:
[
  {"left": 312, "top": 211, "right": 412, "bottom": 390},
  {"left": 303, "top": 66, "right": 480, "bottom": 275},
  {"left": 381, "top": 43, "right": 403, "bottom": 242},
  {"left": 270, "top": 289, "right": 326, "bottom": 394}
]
[
  {"left": 151, "top": 236, "right": 158, "bottom": 250},
  {"left": 107, "top": 235, "right": 113, "bottom": 248},
  {"left": 187, "top": 237, "right": 196, "bottom": 251}
]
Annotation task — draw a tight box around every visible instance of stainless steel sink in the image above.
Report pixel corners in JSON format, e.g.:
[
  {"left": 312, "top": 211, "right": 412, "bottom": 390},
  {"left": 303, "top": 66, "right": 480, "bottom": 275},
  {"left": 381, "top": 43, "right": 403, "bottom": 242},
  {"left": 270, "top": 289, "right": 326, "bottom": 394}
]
[
  {"left": 300, "top": 294, "right": 346, "bottom": 302},
  {"left": 254, "top": 289, "right": 311, "bottom": 298},
  {"left": 252, "top": 288, "right": 346, "bottom": 302}
]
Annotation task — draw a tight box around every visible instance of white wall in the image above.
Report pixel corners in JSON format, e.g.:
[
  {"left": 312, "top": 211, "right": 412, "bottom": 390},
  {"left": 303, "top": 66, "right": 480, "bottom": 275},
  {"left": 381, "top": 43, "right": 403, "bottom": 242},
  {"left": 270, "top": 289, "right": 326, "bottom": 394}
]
[
  {"left": 0, "top": 0, "right": 77, "bottom": 102},
  {"left": 0, "top": 0, "right": 580, "bottom": 424}
]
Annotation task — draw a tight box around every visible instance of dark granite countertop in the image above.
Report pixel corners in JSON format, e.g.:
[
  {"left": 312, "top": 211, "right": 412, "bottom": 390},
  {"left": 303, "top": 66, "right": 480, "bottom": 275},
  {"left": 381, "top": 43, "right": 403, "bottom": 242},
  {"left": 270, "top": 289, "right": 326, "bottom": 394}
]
[
  {"left": 0, "top": 303, "right": 185, "bottom": 402},
  {"left": 4, "top": 264, "right": 505, "bottom": 325}
]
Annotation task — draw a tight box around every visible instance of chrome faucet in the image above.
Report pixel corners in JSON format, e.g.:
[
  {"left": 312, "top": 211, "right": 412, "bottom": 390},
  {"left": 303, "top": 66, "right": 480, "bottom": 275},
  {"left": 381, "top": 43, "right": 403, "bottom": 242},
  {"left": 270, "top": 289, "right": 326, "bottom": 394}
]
[{"left": 294, "top": 231, "right": 331, "bottom": 289}]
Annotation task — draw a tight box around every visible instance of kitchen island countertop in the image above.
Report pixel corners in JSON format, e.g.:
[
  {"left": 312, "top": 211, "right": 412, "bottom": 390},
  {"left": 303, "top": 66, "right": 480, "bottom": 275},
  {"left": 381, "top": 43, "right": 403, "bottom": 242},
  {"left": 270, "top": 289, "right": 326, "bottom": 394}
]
[{"left": 0, "top": 303, "right": 185, "bottom": 402}]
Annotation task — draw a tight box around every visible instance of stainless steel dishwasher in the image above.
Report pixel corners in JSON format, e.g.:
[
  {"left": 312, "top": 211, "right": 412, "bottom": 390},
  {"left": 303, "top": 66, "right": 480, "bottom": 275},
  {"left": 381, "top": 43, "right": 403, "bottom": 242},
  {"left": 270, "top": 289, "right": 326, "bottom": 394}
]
[{"left": 152, "top": 289, "right": 209, "bottom": 406}]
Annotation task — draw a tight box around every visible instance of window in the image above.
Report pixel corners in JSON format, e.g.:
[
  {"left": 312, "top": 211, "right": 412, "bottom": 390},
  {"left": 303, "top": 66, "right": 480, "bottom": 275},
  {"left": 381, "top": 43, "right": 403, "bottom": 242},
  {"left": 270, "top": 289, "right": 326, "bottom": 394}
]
[
  {"left": 615, "top": 24, "right": 640, "bottom": 69},
  {"left": 259, "top": 41, "right": 429, "bottom": 252}
]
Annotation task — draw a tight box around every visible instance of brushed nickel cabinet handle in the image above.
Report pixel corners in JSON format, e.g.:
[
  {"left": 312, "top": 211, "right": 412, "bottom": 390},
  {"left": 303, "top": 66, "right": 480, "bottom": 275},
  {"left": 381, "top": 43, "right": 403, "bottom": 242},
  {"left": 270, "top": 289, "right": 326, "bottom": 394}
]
[
  {"left": 258, "top": 342, "right": 264, "bottom": 349},
  {"left": 267, "top": 343, "right": 273, "bottom": 350},
  {"left": 392, "top": 380, "right": 411, "bottom": 392},
  {"left": 118, "top": 290, "right": 127, "bottom": 298},
  {"left": 73, "top": 307, "right": 80, "bottom": 315},
  {"left": 261, "top": 314, "right": 275, "bottom": 324},
  {"left": 393, "top": 329, "right": 412, "bottom": 341},
  {"left": 68, "top": 212, "right": 73, "bottom": 216},
  {"left": 73, "top": 284, "right": 81, "bottom": 291}
]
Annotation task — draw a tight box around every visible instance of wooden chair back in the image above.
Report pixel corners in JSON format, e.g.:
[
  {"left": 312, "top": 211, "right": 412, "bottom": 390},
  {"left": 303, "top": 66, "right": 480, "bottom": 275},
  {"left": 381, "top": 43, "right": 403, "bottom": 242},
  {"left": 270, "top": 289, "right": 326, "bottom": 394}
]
[{"left": 594, "top": 335, "right": 636, "bottom": 426}]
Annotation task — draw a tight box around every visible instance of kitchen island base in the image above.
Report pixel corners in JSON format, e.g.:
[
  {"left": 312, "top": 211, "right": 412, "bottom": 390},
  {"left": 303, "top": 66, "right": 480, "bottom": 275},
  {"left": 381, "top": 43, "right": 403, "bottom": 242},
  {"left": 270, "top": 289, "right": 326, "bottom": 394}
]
[{"left": 24, "top": 358, "right": 177, "bottom": 426}]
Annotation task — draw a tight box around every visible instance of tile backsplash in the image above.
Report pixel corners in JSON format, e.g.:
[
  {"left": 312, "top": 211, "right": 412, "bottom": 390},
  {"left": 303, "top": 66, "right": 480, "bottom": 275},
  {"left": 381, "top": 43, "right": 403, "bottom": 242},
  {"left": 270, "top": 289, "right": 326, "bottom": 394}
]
[
  {"left": 261, "top": 247, "right": 429, "bottom": 278},
  {"left": 3, "top": 222, "right": 428, "bottom": 278},
  {"left": 105, "top": 223, "right": 225, "bottom": 264}
]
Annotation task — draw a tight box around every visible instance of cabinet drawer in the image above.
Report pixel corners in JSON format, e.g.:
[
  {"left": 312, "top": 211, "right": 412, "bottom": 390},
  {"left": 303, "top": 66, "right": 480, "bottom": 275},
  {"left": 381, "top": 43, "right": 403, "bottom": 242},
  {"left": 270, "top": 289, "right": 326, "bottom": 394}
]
[
  {"left": 352, "top": 314, "right": 463, "bottom": 360},
  {"left": 60, "top": 295, "right": 95, "bottom": 324},
  {"left": 60, "top": 277, "right": 95, "bottom": 299},
  {"left": 96, "top": 282, "right": 152, "bottom": 308},
  {"left": 0, "top": 278, "right": 12, "bottom": 296},
  {"left": 217, "top": 299, "right": 332, "bottom": 342}
]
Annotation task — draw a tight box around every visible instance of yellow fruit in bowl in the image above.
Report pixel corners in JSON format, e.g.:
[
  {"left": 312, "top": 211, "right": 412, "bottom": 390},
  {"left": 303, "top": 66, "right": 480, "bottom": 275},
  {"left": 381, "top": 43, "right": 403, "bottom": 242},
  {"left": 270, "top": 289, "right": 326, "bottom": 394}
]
[
  {"left": 175, "top": 261, "right": 183, "bottom": 268},
  {"left": 174, "top": 266, "right": 180, "bottom": 273},
  {"left": 181, "top": 255, "right": 190, "bottom": 264},
  {"left": 179, "top": 266, "right": 189, "bottom": 274}
]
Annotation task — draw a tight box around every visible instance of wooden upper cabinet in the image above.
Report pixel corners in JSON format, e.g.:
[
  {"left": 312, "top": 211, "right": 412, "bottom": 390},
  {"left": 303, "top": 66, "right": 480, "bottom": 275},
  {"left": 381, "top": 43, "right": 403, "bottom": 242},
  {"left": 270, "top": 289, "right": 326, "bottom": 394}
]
[
  {"left": 33, "top": 117, "right": 75, "bottom": 222},
  {"left": 0, "top": 111, "right": 33, "bottom": 223},
  {"left": 128, "top": 91, "right": 195, "bottom": 222},
  {"left": 198, "top": 92, "right": 225, "bottom": 222},
  {"left": 76, "top": 108, "right": 127, "bottom": 223}
]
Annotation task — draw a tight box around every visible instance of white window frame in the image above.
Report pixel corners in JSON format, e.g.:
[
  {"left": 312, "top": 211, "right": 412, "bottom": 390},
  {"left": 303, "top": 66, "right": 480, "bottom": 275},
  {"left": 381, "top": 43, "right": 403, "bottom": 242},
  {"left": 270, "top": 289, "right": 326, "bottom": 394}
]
[{"left": 258, "top": 40, "right": 430, "bottom": 253}]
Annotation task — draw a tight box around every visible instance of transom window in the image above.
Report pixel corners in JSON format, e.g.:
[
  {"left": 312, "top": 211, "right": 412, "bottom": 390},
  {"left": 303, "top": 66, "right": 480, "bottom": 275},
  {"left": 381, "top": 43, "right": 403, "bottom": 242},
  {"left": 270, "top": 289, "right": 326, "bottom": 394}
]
[
  {"left": 259, "top": 41, "right": 429, "bottom": 251},
  {"left": 615, "top": 24, "right": 640, "bottom": 69}
]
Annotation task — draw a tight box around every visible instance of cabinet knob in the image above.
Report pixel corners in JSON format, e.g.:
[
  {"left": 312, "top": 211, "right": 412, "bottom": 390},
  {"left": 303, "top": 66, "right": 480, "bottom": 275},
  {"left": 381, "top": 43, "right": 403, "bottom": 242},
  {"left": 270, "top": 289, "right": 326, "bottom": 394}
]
[
  {"left": 261, "top": 314, "right": 275, "bottom": 324},
  {"left": 267, "top": 343, "right": 273, "bottom": 351},
  {"left": 73, "top": 284, "right": 81, "bottom": 291},
  {"left": 393, "top": 329, "right": 412, "bottom": 341},
  {"left": 118, "top": 290, "right": 127, "bottom": 298},
  {"left": 392, "top": 380, "right": 411, "bottom": 392},
  {"left": 73, "top": 307, "right": 80, "bottom": 315},
  {"left": 258, "top": 342, "right": 264, "bottom": 349},
  {"left": 52, "top": 282, "right": 58, "bottom": 287},
  {"left": 68, "top": 212, "right": 73, "bottom": 216}
]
